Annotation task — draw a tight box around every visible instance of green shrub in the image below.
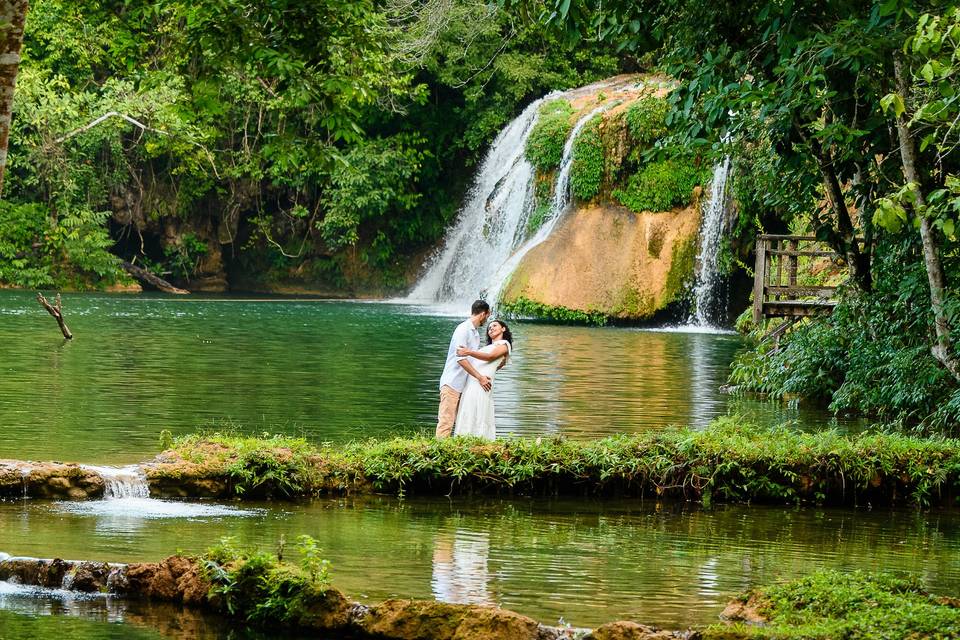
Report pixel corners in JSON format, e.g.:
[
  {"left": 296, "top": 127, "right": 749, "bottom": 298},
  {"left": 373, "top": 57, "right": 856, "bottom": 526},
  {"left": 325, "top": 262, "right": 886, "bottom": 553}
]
[
  {"left": 705, "top": 570, "right": 960, "bottom": 639},
  {"left": 729, "top": 241, "right": 960, "bottom": 434},
  {"left": 203, "top": 535, "right": 332, "bottom": 625},
  {"left": 500, "top": 295, "right": 607, "bottom": 325},
  {"left": 0, "top": 200, "right": 121, "bottom": 289},
  {"left": 525, "top": 100, "right": 575, "bottom": 171},
  {"left": 613, "top": 159, "right": 705, "bottom": 212},
  {"left": 625, "top": 95, "right": 669, "bottom": 145},
  {"left": 569, "top": 114, "right": 604, "bottom": 201}
]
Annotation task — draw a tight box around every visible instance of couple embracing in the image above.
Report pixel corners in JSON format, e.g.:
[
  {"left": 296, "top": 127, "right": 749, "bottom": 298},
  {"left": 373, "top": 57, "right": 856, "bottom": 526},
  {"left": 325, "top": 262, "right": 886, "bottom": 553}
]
[{"left": 436, "top": 300, "right": 514, "bottom": 441}]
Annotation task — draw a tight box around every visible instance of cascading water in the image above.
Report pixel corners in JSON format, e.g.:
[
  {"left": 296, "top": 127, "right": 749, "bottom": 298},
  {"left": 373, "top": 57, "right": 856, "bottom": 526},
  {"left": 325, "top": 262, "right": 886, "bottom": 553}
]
[
  {"left": 690, "top": 156, "right": 731, "bottom": 327},
  {"left": 484, "top": 103, "right": 612, "bottom": 304},
  {"left": 405, "top": 95, "right": 553, "bottom": 306},
  {"left": 81, "top": 465, "right": 150, "bottom": 499},
  {"left": 407, "top": 97, "right": 613, "bottom": 308}
]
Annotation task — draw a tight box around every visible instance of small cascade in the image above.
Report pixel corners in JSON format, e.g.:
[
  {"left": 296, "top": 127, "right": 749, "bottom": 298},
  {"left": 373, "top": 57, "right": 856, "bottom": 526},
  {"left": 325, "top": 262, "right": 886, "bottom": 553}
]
[
  {"left": 691, "top": 156, "right": 732, "bottom": 327},
  {"left": 485, "top": 103, "right": 612, "bottom": 304},
  {"left": 82, "top": 465, "right": 150, "bottom": 499},
  {"left": 405, "top": 95, "right": 554, "bottom": 305}
]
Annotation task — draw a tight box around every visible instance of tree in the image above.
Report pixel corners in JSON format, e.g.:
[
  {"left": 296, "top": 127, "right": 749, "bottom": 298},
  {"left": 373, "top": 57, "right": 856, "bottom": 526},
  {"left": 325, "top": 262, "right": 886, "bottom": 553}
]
[{"left": 0, "top": 0, "right": 28, "bottom": 195}]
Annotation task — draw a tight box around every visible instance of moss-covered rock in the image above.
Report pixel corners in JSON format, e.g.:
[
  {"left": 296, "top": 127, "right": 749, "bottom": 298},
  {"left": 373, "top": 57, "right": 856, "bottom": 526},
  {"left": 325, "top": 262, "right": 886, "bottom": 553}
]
[{"left": 361, "top": 599, "right": 547, "bottom": 640}]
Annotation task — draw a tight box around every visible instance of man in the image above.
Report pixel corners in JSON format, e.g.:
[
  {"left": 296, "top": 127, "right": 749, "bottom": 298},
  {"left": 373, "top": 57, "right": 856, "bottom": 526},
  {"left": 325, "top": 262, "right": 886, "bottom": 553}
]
[{"left": 436, "top": 300, "right": 491, "bottom": 438}]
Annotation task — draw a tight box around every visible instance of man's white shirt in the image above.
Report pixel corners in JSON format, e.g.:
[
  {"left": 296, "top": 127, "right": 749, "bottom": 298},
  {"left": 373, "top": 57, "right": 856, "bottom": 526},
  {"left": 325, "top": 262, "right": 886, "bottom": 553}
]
[{"left": 439, "top": 319, "right": 480, "bottom": 392}]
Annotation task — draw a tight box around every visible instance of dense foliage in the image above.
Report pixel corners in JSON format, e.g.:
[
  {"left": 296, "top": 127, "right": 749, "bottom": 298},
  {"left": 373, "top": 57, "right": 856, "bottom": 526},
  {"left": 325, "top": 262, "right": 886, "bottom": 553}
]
[
  {"left": 0, "top": 0, "right": 621, "bottom": 291},
  {"left": 504, "top": 0, "right": 960, "bottom": 428},
  {"left": 158, "top": 419, "right": 960, "bottom": 506},
  {"left": 568, "top": 113, "right": 604, "bottom": 200},
  {"left": 524, "top": 99, "right": 574, "bottom": 171},
  {"left": 613, "top": 159, "right": 706, "bottom": 213}
]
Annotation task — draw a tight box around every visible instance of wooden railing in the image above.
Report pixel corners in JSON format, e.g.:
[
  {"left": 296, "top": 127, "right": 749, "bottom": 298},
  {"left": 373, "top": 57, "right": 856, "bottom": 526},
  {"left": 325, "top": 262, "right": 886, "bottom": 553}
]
[{"left": 752, "top": 235, "right": 850, "bottom": 331}]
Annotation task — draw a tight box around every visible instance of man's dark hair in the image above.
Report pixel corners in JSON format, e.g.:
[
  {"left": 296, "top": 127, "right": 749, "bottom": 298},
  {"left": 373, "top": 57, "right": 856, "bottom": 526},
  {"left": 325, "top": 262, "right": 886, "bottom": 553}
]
[{"left": 471, "top": 300, "right": 490, "bottom": 315}]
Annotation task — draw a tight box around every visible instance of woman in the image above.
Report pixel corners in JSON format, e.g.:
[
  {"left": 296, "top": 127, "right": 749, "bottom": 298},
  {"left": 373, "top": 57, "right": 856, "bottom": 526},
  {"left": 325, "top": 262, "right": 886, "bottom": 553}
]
[{"left": 452, "top": 320, "right": 513, "bottom": 440}]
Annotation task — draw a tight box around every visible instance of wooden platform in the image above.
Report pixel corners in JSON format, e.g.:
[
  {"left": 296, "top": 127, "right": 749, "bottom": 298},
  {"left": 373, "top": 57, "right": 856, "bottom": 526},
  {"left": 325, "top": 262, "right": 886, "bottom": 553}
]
[{"left": 752, "top": 235, "right": 855, "bottom": 332}]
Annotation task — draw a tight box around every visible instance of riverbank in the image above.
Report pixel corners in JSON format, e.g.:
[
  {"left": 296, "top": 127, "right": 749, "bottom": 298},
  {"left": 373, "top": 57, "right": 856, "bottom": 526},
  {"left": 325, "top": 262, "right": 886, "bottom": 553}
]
[
  {"left": 4, "top": 420, "right": 957, "bottom": 506},
  {"left": 135, "top": 419, "right": 960, "bottom": 506},
  {"left": 1, "top": 547, "right": 956, "bottom": 640}
]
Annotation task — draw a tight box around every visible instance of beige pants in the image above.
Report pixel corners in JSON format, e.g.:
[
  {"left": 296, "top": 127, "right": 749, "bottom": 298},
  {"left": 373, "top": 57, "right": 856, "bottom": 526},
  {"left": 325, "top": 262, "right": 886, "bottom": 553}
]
[{"left": 436, "top": 385, "right": 461, "bottom": 438}]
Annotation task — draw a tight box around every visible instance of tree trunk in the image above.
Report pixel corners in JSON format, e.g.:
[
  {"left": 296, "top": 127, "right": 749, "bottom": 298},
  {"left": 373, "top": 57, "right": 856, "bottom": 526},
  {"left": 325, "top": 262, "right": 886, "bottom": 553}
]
[
  {"left": 0, "top": 0, "right": 28, "bottom": 196},
  {"left": 893, "top": 53, "right": 960, "bottom": 381},
  {"left": 809, "top": 137, "right": 872, "bottom": 291}
]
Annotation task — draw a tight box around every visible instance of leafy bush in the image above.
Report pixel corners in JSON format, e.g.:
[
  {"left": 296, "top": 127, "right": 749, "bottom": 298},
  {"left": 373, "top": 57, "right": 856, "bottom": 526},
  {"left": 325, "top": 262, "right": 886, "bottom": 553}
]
[
  {"left": 569, "top": 114, "right": 604, "bottom": 201},
  {"left": 625, "top": 95, "right": 669, "bottom": 144},
  {"left": 500, "top": 295, "right": 607, "bottom": 325},
  {"left": 524, "top": 99, "right": 575, "bottom": 171},
  {"left": 203, "top": 535, "right": 332, "bottom": 624},
  {"left": 729, "top": 240, "right": 960, "bottom": 433},
  {"left": 613, "top": 159, "right": 705, "bottom": 212},
  {"left": 0, "top": 200, "right": 120, "bottom": 288},
  {"left": 706, "top": 570, "right": 960, "bottom": 639}
]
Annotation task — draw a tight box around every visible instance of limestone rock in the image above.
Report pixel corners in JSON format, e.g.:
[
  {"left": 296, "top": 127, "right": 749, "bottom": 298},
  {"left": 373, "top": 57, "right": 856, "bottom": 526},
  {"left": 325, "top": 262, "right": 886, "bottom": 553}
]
[
  {"left": 719, "top": 595, "right": 767, "bottom": 625},
  {"left": 501, "top": 204, "right": 699, "bottom": 321},
  {"left": 360, "top": 599, "right": 544, "bottom": 640},
  {"left": 585, "top": 620, "right": 697, "bottom": 640}
]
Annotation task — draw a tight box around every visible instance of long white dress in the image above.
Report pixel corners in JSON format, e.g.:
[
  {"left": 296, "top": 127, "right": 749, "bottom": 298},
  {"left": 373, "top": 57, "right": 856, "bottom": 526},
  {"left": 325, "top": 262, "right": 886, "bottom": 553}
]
[{"left": 453, "top": 340, "right": 511, "bottom": 440}]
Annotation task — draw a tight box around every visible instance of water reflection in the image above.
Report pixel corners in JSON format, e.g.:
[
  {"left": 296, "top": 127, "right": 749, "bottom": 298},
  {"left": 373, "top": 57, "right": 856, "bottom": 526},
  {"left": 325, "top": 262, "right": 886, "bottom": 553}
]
[
  {"left": 431, "top": 528, "right": 494, "bottom": 605},
  {"left": 0, "top": 292, "right": 865, "bottom": 463},
  {"left": 1, "top": 496, "right": 957, "bottom": 629}
]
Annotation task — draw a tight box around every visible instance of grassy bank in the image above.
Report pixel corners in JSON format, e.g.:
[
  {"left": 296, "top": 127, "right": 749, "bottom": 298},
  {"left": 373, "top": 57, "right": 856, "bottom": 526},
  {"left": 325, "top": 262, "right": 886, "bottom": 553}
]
[
  {"left": 707, "top": 570, "right": 960, "bottom": 639},
  {"left": 145, "top": 418, "right": 960, "bottom": 506}
]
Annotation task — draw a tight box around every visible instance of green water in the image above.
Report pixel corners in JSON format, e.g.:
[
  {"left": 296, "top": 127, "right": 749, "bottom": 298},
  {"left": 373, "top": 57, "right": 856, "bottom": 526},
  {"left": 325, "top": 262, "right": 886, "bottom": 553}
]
[
  {"left": 2, "top": 497, "right": 958, "bottom": 629},
  {"left": 0, "top": 291, "right": 859, "bottom": 463}
]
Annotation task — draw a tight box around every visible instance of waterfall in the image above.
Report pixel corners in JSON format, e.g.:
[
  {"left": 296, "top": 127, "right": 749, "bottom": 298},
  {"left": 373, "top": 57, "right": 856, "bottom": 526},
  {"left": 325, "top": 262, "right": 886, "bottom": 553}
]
[
  {"left": 406, "top": 97, "right": 613, "bottom": 307},
  {"left": 485, "top": 103, "right": 612, "bottom": 304},
  {"left": 81, "top": 465, "right": 150, "bottom": 499},
  {"left": 405, "top": 95, "right": 552, "bottom": 305},
  {"left": 691, "top": 156, "right": 731, "bottom": 327}
]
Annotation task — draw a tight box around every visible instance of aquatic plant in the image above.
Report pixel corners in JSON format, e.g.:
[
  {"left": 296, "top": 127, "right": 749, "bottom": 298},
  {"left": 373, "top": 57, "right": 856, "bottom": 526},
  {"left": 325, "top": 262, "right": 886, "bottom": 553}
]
[
  {"left": 157, "top": 419, "right": 960, "bottom": 506},
  {"left": 203, "top": 535, "right": 334, "bottom": 626},
  {"left": 706, "top": 570, "right": 960, "bottom": 639}
]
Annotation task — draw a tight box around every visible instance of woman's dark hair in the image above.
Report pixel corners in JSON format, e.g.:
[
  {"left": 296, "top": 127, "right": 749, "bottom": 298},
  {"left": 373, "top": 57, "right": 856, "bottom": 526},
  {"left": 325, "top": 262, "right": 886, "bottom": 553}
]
[{"left": 487, "top": 319, "right": 513, "bottom": 346}]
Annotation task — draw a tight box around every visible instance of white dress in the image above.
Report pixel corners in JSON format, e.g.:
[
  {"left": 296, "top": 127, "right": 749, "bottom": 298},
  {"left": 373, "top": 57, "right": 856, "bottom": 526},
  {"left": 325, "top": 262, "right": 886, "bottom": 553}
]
[{"left": 453, "top": 340, "right": 511, "bottom": 440}]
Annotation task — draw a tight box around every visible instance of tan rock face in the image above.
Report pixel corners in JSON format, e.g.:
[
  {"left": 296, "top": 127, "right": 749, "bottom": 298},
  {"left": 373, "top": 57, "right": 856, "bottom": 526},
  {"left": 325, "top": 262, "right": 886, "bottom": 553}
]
[{"left": 502, "top": 204, "right": 699, "bottom": 320}]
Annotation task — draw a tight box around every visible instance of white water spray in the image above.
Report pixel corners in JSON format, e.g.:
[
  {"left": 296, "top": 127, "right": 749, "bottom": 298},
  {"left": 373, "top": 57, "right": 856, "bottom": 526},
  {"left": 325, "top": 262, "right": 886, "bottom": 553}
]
[
  {"left": 691, "top": 156, "right": 731, "bottom": 327},
  {"left": 82, "top": 465, "right": 150, "bottom": 499}
]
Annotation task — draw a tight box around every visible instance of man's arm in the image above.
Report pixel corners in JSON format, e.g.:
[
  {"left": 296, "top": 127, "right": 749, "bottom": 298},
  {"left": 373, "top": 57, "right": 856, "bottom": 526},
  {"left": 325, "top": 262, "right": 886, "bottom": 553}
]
[{"left": 458, "top": 359, "right": 492, "bottom": 391}]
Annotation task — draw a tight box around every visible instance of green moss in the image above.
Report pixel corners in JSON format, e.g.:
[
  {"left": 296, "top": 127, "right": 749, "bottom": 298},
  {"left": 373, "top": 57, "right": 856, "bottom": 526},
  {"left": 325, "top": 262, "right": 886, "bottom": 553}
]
[
  {"left": 500, "top": 295, "right": 608, "bottom": 326},
  {"left": 162, "top": 419, "right": 960, "bottom": 506},
  {"left": 613, "top": 159, "right": 707, "bottom": 212},
  {"left": 525, "top": 100, "right": 575, "bottom": 172},
  {"left": 625, "top": 95, "right": 670, "bottom": 145},
  {"left": 664, "top": 234, "right": 697, "bottom": 304},
  {"left": 569, "top": 114, "right": 605, "bottom": 202},
  {"left": 612, "top": 286, "right": 656, "bottom": 318},
  {"left": 705, "top": 570, "right": 960, "bottom": 639}
]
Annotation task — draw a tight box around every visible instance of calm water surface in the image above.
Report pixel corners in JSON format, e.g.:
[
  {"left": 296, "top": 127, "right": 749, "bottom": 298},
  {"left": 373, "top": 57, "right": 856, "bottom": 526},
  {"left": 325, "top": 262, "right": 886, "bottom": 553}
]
[
  {"left": 1, "top": 496, "right": 958, "bottom": 630},
  {"left": 0, "top": 291, "right": 858, "bottom": 463}
]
